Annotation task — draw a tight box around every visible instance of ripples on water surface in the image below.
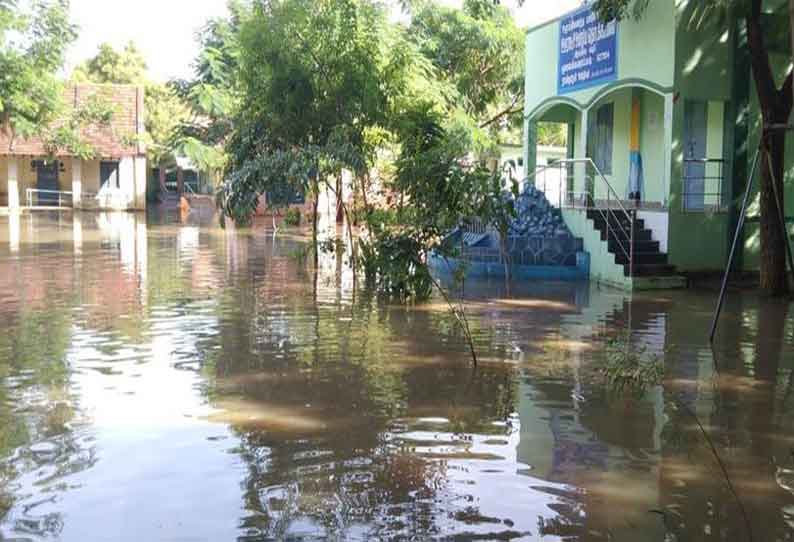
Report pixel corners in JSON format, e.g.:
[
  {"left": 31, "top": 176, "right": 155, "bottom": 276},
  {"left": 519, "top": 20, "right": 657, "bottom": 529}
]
[{"left": 0, "top": 210, "right": 793, "bottom": 541}]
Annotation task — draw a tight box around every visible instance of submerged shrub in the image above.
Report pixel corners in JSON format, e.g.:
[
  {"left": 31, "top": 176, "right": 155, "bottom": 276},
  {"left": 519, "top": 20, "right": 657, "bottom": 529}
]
[
  {"left": 284, "top": 207, "right": 301, "bottom": 226},
  {"left": 601, "top": 334, "right": 664, "bottom": 394}
]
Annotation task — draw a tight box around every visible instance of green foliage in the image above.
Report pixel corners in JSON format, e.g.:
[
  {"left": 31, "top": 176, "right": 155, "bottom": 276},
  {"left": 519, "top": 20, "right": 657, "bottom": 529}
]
[
  {"left": 284, "top": 207, "right": 301, "bottom": 226},
  {"left": 40, "top": 92, "right": 115, "bottom": 159},
  {"left": 72, "top": 41, "right": 147, "bottom": 84},
  {"left": 537, "top": 122, "right": 567, "bottom": 147},
  {"left": 409, "top": 0, "right": 525, "bottom": 148},
  {"left": 360, "top": 227, "right": 435, "bottom": 301},
  {"left": 74, "top": 39, "right": 228, "bottom": 173},
  {"left": 212, "top": 0, "right": 520, "bottom": 302},
  {"left": 174, "top": 6, "right": 244, "bottom": 172},
  {"left": 360, "top": 107, "right": 516, "bottom": 301},
  {"left": 590, "top": 0, "right": 650, "bottom": 22},
  {"left": 601, "top": 334, "right": 664, "bottom": 394},
  {"left": 0, "top": 0, "right": 78, "bottom": 148},
  {"left": 143, "top": 82, "right": 189, "bottom": 166}
]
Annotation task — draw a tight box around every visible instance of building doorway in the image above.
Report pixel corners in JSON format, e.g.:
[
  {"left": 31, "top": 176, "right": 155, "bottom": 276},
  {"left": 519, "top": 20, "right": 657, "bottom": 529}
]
[{"left": 36, "top": 161, "right": 59, "bottom": 205}]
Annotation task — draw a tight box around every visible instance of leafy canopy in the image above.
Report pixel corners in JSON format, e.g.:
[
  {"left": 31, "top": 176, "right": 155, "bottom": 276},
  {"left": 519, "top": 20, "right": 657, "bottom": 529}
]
[
  {"left": 72, "top": 41, "right": 147, "bottom": 85},
  {"left": 409, "top": 0, "right": 525, "bottom": 151},
  {"left": 0, "top": 0, "right": 78, "bottom": 145}
]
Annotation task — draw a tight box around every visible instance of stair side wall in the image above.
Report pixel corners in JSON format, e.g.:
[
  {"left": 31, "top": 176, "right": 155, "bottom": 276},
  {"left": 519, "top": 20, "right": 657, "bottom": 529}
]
[{"left": 562, "top": 208, "right": 633, "bottom": 290}]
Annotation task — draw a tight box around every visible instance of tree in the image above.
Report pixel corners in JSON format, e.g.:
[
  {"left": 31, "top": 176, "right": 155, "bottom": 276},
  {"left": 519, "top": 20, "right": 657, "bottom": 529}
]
[
  {"left": 219, "top": 0, "right": 390, "bottom": 235},
  {"left": 72, "top": 41, "right": 224, "bottom": 187},
  {"left": 72, "top": 41, "right": 147, "bottom": 85},
  {"left": 537, "top": 123, "right": 567, "bottom": 147},
  {"left": 593, "top": 0, "right": 793, "bottom": 296},
  {"left": 0, "top": 0, "right": 78, "bottom": 152},
  {"left": 172, "top": 7, "right": 244, "bottom": 174},
  {"left": 409, "top": 0, "right": 525, "bottom": 153},
  {"left": 143, "top": 83, "right": 190, "bottom": 191}
]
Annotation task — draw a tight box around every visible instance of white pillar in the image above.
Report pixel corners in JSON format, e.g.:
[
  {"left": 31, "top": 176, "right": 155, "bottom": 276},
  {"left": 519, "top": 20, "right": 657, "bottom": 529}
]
[
  {"left": 525, "top": 120, "right": 538, "bottom": 187},
  {"left": 9, "top": 210, "right": 20, "bottom": 253},
  {"left": 73, "top": 213, "right": 83, "bottom": 255},
  {"left": 576, "top": 109, "right": 589, "bottom": 200},
  {"left": 72, "top": 157, "right": 82, "bottom": 208},
  {"left": 663, "top": 93, "right": 674, "bottom": 207},
  {"left": 7, "top": 157, "right": 19, "bottom": 209}
]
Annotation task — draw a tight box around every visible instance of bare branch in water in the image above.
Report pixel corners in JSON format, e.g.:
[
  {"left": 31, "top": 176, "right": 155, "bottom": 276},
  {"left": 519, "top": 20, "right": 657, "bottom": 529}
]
[
  {"left": 427, "top": 271, "right": 478, "bottom": 367},
  {"left": 675, "top": 399, "right": 753, "bottom": 542}
]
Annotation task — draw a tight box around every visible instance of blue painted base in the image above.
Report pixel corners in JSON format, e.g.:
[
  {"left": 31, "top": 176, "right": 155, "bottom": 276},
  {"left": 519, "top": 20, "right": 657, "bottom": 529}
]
[{"left": 430, "top": 252, "right": 590, "bottom": 281}]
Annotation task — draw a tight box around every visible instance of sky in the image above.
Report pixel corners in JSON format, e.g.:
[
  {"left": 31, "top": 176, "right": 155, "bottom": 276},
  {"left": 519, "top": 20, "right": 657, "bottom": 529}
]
[
  {"left": 66, "top": 0, "right": 230, "bottom": 82},
  {"left": 66, "top": 0, "right": 581, "bottom": 83}
]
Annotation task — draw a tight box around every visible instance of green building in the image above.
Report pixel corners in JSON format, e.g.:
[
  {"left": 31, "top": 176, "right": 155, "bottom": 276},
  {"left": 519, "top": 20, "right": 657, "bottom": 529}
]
[{"left": 523, "top": 0, "right": 793, "bottom": 289}]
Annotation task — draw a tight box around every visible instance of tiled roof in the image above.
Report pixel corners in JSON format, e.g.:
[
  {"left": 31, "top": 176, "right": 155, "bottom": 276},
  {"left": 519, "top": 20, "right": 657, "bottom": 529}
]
[{"left": 0, "top": 84, "right": 145, "bottom": 158}]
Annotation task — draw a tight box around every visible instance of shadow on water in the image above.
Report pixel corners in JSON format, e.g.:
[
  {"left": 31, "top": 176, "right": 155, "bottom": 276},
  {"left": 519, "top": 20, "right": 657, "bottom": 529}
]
[{"left": 0, "top": 208, "right": 791, "bottom": 540}]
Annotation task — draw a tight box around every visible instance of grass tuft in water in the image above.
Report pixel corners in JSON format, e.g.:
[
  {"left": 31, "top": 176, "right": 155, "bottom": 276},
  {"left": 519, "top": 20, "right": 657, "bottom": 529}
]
[{"left": 601, "top": 334, "right": 664, "bottom": 395}]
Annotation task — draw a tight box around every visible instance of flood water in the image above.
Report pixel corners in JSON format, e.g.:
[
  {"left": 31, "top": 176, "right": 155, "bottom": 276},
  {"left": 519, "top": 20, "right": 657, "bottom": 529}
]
[{"left": 0, "top": 210, "right": 793, "bottom": 541}]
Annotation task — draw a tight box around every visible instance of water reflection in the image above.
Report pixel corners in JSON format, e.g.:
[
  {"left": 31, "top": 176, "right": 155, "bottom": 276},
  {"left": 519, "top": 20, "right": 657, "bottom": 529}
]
[{"left": 0, "top": 210, "right": 792, "bottom": 541}]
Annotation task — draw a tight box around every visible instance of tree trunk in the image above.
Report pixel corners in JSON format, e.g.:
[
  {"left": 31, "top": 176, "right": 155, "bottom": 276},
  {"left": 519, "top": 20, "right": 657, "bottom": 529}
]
[
  {"left": 758, "top": 126, "right": 790, "bottom": 295},
  {"left": 312, "top": 177, "right": 319, "bottom": 270},
  {"left": 746, "top": 6, "right": 793, "bottom": 296},
  {"left": 790, "top": 0, "right": 794, "bottom": 107},
  {"left": 158, "top": 163, "right": 167, "bottom": 197}
]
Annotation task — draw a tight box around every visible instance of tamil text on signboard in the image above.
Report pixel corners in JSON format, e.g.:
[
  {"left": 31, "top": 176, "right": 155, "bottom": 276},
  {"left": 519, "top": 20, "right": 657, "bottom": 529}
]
[{"left": 558, "top": 8, "right": 617, "bottom": 94}]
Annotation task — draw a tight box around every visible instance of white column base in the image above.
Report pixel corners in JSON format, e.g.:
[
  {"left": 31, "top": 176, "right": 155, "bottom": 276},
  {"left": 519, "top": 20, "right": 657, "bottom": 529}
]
[
  {"left": 7, "top": 157, "right": 20, "bottom": 209},
  {"left": 72, "top": 157, "right": 82, "bottom": 208}
]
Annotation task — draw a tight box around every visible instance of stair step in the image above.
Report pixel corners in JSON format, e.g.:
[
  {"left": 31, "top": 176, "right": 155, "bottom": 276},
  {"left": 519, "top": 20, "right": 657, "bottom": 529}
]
[
  {"left": 601, "top": 229, "right": 653, "bottom": 242},
  {"left": 625, "top": 263, "right": 677, "bottom": 277},
  {"left": 587, "top": 210, "right": 643, "bottom": 226},
  {"left": 590, "top": 215, "right": 645, "bottom": 232},
  {"left": 608, "top": 238, "right": 659, "bottom": 253},
  {"left": 614, "top": 252, "right": 668, "bottom": 265}
]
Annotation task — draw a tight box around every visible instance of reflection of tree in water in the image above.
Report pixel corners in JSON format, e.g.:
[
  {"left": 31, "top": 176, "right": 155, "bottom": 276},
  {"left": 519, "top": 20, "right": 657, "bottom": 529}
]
[
  {"left": 235, "top": 432, "right": 450, "bottom": 540},
  {"left": 656, "top": 297, "right": 794, "bottom": 542},
  {"left": 0, "top": 306, "right": 96, "bottom": 538},
  {"left": 201, "top": 253, "right": 523, "bottom": 539}
]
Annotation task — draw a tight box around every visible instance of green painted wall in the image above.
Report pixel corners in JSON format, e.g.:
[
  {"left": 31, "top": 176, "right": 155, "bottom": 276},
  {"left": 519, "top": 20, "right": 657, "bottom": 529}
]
[
  {"left": 591, "top": 89, "right": 632, "bottom": 201},
  {"left": 664, "top": 1, "right": 735, "bottom": 272},
  {"left": 524, "top": 0, "right": 676, "bottom": 118},
  {"left": 640, "top": 92, "right": 667, "bottom": 203},
  {"left": 524, "top": 0, "right": 794, "bottom": 276},
  {"left": 666, "top": 96, "right": 732, "bottom": 271},
  {"left": 673, "top": 1, "right": 735, "bottom": 102}
]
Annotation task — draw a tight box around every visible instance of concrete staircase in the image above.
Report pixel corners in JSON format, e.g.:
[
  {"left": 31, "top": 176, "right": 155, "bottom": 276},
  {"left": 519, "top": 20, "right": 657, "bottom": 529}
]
[{"left": 586, "top": 209, "right": 677, "bottom": 278}]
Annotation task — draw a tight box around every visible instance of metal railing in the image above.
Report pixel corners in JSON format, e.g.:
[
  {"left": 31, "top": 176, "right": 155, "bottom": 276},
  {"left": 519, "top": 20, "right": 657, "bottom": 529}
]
[
  {"left": 527, "top": 158, "right": 637, "bottom": 276},
  {"left": 683, "top": 158, "right": 726, "bottom": 212},
  {"left": 26, "top": 189, "right": 73, "bottom": 209}
]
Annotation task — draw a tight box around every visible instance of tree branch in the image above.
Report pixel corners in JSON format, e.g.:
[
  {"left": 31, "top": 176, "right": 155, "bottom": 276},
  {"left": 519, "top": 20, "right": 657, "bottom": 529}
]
[{"left": 479, "top": 93, "right": 523, "bottom": 129}]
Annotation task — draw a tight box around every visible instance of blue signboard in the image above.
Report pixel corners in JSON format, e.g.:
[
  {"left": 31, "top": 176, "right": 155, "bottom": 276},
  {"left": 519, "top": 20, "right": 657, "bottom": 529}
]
[{"left": 558, "top": 6, "right": 618, "bottom": 94}]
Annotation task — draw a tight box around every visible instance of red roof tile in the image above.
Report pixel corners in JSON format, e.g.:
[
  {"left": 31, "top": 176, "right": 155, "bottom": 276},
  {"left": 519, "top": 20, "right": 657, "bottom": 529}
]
[{"left": 0, "top": 84, "right": 145, "bottom": 158}]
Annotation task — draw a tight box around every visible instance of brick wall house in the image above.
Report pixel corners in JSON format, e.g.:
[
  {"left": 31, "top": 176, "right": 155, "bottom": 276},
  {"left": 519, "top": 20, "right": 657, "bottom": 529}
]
[{"left": 0, "top": 84, "right": 147, "bottom": 211}]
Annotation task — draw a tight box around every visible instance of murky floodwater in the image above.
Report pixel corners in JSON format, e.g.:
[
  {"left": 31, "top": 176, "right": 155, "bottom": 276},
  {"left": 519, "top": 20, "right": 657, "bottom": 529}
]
[{"left": 0, "top": 210, "right": 793, "bottom": 541}]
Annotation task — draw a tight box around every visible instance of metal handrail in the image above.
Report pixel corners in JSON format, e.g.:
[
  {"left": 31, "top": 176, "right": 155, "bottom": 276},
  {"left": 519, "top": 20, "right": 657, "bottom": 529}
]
[
  {"left": 26, "top": 188, "right": 73, "bottom": 209},
  {"left": 524, "top": 158, "right": 636, "bottom": 276}
]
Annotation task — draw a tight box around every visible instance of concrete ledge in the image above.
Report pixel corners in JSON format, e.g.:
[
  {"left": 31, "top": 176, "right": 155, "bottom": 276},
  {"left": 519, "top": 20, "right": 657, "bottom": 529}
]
[
  {"left": 632, "top": 275, "right": 687, "bottom": 290},
  {"left": 430, "top": 253, "right": 589, "bottom": 281}
]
